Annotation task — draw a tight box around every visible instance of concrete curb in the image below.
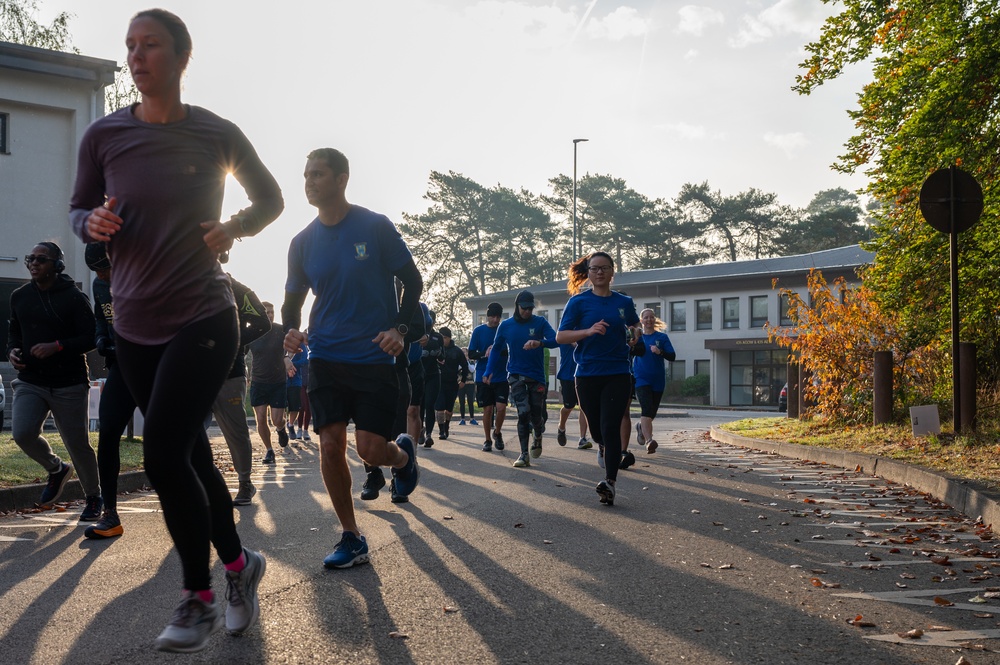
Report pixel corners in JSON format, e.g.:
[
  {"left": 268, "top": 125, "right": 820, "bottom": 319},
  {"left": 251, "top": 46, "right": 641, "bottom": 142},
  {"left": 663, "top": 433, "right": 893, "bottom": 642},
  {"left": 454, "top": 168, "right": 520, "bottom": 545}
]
[
  {"left": 710, "top": 427, "right": 1000, "bottom": 529},
  {"left": 0, "top": 470, "right": 150, "bottom": 513}
]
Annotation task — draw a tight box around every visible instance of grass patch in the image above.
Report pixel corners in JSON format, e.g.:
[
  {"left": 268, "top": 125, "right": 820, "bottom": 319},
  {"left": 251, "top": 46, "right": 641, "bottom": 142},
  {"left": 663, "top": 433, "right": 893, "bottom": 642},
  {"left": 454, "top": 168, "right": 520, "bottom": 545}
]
[
  {"left": 0, "top": 432, "right": 144, "bottom": 488},
  {"left": 718, "top": 416, "right": 1000, "bottom": 493}
]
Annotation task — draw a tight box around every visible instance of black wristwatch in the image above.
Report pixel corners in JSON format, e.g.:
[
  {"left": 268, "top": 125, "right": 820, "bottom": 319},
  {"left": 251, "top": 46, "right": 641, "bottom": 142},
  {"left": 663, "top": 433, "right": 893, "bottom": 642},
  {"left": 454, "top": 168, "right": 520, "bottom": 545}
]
[{"left": 395, "top": 324, "right": 409, "bottom": 336}]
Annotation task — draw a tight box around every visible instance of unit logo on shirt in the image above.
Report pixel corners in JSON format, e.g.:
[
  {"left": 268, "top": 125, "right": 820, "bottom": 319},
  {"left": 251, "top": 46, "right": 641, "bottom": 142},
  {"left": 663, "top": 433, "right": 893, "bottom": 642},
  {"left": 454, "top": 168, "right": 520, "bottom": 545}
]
[
  {"left": 241, "top": 295, "right": 260, "bottom": 316},
  {"left": 529, "top": 328, "right": 536, "bottom": 336},
  {"left": 618, "top": 307, "right": 625, "bottom": 319},
  {"left": 354, "top": 243, "right": 369, "bottom": 260}
]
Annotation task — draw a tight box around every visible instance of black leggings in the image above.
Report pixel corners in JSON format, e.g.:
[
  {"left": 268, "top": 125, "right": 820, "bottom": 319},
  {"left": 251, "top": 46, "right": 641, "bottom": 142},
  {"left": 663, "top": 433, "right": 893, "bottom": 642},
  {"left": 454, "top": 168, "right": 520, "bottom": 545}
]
[
  {"left": 575, "top": 373, "right": 632, "bottom": 483},
  {"left": 422, "top": 372, "right": 440, "bottom": 435},
  {"left": 96, "top": 363, "right": 137, "bottom": 513},
  {"left": 116, "top": 307, "right": 242, "bottom": 591}
]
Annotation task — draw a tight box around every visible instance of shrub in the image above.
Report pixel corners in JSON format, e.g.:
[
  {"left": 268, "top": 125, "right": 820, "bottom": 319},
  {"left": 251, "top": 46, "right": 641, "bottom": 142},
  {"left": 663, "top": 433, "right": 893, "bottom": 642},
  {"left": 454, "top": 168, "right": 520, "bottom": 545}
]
[{"left": 681, "top": 373, "right": 710, "bottom": 397}]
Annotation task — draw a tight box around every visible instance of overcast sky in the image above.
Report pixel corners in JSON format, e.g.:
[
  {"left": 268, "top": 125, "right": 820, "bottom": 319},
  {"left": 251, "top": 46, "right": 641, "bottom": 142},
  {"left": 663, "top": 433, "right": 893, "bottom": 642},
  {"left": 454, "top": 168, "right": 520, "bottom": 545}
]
[{"left": 40, "top": 0, "right": 871, "bottom": 309}]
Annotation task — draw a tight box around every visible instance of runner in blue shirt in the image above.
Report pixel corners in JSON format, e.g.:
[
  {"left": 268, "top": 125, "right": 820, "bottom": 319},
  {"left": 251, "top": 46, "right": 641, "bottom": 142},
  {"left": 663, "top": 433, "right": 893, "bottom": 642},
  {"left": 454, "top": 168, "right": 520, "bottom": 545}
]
[
  {"left": 556, "top": 251, "right": 640, "bottom": 506},
  {"left": 484, "top": 291, "right": 557, "bottom": 467},
  {"left": 468, "top": 302, "right": 509, "bottom": 451},
  {"left": 555, "top": 343, "right": 591, "bottom": 449},
  {"left": 282, "top": 148, "right": 422, "bottom": 570},
  {"left": 633, "top": 308, "right": 676, "bottom": 454}
]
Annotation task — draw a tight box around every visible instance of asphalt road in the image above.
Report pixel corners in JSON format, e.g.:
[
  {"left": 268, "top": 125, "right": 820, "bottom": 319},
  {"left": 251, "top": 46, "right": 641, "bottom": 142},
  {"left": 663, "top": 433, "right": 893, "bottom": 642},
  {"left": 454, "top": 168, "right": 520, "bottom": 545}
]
[{"left": 2, "top": 409, "right": 999, "bottom": 664}]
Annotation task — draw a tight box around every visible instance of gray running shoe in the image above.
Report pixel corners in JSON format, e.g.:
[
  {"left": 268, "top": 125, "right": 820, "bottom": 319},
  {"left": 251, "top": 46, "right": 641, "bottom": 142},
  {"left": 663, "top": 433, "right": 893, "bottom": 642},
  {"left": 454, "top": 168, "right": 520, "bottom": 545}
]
[
  {"left": 225, "top": 548, "right": 266, "bottom": 635},
  {"left": 513, "top": 452, "right": 530, "bottom": 468},
  {"left": 635, "top": 422, "right": 645, "bottom": 446},
  {"left": 233, "top": 481, "right": 257, "bottom": 506},
  {"left": 577, "top": 437, "right": 592, "bottom": 450},
  {"left": 530, "top": 432, "right": 542, "bottom": 458},
  {"left": 646, "top": 439, "right": 658, "bottom": 454},
  {"left": 154, "top": 592, "right": 224, "bottom": 653}
]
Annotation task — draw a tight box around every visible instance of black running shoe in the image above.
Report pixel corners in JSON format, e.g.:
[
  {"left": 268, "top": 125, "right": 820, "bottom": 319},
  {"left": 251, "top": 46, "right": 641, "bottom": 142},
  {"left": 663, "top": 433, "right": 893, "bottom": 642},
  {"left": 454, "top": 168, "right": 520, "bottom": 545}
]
[
  {"left": 389, "top": 479, "right": 409, "bottom": 504},
  {"left": 80, "top": 495, "right": 103, "bottom": 521},
  {"left": 277, "top": 428, "right": 289, "bottom": 448},
  {"left": 39, "top": 462, "right": 72, "bottom": 506},
  {"left": 493, "top": 430, "right": 504, "bottom": 451},
  {"left": 619, "top": 451, "right": 636, "bottom": 470},
  {"left": 360, "top": 469, "right": 386, "bottom": 501}
]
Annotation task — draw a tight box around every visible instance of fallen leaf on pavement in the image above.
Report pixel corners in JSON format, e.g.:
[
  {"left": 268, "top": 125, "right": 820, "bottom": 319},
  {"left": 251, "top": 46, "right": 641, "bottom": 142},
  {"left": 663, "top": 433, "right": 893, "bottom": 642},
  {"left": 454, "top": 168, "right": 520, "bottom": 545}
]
[
  {"left": 969, "top": 596, "right": 988, "bottom": 604},
  {"left": 847, "top": 615, "right": 876, "bottom": 627},
  {"left": 389, "top": 631, "right": 409, "bottom": 639},
  {"left": 514, "top": 523, "right": 524, "bottom": 528},
  {"left": 897, "top": 628, "right": 924, "bottom": 639},
  {"left": 543, "top": 540, "right": 553, "bottom": 544},
  {"left": 443, "top": 606, "right": 459, "bottom": 613},
  {"left": 443, "top": 515, "right": 453, "bottom": 520},
  {"left": 934, "top": 597, "right": 955, "bottom": 606}
]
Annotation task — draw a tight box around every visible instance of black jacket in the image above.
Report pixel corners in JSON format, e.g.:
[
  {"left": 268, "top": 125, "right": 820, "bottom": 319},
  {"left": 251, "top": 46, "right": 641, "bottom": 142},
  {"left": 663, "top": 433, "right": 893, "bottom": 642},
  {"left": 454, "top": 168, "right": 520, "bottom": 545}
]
[
  {"left": 230, "top": 276, "right": 270, "bottom": 380},
  {"left": 92, "top": 276, "right": 116, "bottom": 368},
  {"left": 7, "top": 274, "right": 96, "bottom": 388}
]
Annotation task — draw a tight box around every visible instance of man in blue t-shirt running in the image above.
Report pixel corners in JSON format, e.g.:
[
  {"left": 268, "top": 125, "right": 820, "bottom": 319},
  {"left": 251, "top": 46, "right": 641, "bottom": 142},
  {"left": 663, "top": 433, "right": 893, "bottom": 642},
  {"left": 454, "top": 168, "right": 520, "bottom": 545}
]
[{"left": 281, "top": 148, "right": 423, "bottom": 570}]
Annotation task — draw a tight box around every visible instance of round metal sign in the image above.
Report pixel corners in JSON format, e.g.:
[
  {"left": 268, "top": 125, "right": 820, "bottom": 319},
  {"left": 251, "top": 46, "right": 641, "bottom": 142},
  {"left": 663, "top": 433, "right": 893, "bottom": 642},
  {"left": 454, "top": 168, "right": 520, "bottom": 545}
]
[{"left": 919, "top": 166, "right": 983, "bottom": 234}]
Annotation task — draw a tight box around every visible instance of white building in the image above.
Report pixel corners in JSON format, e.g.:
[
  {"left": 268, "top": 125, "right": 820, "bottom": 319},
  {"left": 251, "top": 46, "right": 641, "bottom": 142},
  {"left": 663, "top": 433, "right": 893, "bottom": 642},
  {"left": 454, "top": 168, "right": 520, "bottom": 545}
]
[
  {"left": 464, "top": 245, "right": 873, "bottom": 409},
  {"left": 1, "top": 41, "right": 117, "bottom": 339},
  {"left": 1, "top": 42, "right": 117, "bottom": 424}
]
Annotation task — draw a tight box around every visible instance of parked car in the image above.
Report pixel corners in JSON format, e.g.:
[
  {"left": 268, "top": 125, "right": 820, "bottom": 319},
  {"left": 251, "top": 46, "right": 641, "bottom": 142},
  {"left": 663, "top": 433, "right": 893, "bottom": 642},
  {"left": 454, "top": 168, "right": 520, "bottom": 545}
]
[{"left": 778, "top": 383, "right": 787, "bottom": 412}]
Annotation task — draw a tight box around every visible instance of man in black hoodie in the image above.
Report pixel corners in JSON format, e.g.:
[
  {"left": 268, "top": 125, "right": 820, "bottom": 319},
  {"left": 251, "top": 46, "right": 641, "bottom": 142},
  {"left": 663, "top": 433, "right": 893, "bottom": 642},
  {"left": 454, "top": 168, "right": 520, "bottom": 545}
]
[{"left": 6, "top": 242, "right": 101, "bottom": 518}]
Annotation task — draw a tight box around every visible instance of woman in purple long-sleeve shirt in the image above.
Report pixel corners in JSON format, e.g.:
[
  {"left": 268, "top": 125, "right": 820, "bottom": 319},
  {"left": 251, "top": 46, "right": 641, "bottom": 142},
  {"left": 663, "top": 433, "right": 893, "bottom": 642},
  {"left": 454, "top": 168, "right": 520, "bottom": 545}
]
[{"left": 69, "top": 9, "right": 282, "bottom": 653}]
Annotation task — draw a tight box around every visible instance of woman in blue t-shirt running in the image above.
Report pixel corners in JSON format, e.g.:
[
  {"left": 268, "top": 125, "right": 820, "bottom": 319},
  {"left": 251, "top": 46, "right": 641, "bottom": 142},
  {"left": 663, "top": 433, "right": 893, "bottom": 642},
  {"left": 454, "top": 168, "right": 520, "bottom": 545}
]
[{"left": 556, "top": 251, "right": 640, "bottom": 506}]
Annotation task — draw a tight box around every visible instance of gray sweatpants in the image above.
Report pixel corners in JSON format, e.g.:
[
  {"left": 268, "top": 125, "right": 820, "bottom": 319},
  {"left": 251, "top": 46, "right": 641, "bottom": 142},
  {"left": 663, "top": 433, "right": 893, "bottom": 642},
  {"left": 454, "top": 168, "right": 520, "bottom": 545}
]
[
  {"left": 211, "top": 376, "right": 253, "bottom": 482},
  {"left": 11, "top": 378, "right": 101, "bottom": 497}
]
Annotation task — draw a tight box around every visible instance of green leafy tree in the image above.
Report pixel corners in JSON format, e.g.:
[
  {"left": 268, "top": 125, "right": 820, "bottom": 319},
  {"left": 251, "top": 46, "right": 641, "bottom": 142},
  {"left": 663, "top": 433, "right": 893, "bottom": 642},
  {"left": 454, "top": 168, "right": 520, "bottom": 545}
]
[
  {"left": 0, "top": 0, "right": 75, "bottom": 51},
  {"left": 676, "top": 182, "right": 792, "bottom": 261},
  {"left": 776, "top": 188, "right": 869, "bottom": 255},
  {"left": 795, "top": 0, "right": 1000, "bottom": 385},
  {"left": 542, "top": 174, "right": 703, "bottom": 269},
  {"left": 1, "top": 1, "right": 139, "bottom": 112},
  {"left": 400, "top": 171, "right": 556, "bottom": 333}
]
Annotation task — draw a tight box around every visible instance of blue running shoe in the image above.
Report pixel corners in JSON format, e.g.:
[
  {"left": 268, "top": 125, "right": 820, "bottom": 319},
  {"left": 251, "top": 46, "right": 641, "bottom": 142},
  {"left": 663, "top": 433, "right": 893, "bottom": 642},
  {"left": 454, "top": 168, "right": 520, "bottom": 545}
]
[
  {"left": 323, "top": 532, "right": 370, "bottom": 569},
  {"left": 391, "top": 434, "right": 420, "bottom": 497}
]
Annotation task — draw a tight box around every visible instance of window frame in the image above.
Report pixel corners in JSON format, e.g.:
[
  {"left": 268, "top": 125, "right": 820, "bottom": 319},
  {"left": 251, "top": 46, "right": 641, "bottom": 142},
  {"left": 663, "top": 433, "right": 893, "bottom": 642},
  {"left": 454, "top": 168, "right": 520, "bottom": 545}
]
[{"left": 695, "top": 299, "right": 712, "bottom": 331}]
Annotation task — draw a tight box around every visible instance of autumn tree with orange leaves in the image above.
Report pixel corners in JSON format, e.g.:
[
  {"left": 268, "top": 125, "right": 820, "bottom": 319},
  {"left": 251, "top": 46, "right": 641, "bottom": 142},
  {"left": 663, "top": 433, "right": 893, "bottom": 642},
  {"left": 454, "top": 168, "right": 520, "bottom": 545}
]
[{"left": 768, "top": 270, "right": 949, "bottom": 424}]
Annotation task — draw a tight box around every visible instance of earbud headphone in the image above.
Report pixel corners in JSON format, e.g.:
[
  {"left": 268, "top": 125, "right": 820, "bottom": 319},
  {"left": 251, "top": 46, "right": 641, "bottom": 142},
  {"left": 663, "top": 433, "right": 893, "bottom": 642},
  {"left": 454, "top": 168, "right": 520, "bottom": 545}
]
[{"left": 38, "top": 241, "right": 65, "bottom": 273}]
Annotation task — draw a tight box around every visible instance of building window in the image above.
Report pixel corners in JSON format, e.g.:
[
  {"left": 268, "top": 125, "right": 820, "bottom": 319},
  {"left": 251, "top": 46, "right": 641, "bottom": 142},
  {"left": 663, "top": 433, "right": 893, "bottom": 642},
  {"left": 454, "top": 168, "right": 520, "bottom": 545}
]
[
  {"left": 0, "top": 113, "right": 8, "bottom": 154},
  {"left": 729, "top": 349, "right": 790, "bottom": 407},
  {"left": 668, "top": 360, "right": 686, "bottom": 382},
  {"left": 722, "top": 297, "right": 739, "bottom": 329},
  {"left": 750, "top": 295, "right": 768, "bottom": 328},
  {"left": 694, "top": 360, "right": 710, "bottom": 375},
  {"left": 779, "top": 294, "right": 793, "bottom": 326},
  {"left": 642, "top": 302, "right": 662, "bottom": 320},
  {"left": 669, "top": 301, "right": 686, "bottom": 332},
  {"left": 696, "top": 299, "right": 712, "bottom": 330}
]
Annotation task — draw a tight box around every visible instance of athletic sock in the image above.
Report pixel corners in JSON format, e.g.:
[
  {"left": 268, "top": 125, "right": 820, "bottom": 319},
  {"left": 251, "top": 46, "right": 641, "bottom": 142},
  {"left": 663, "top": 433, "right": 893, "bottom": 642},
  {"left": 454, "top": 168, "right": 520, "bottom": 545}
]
[
  {"left": 224, "top": 551, "right": 246, "bottom": 573},
  {"left": 188, "top": 589, "right": 214, "bottom": 604}
]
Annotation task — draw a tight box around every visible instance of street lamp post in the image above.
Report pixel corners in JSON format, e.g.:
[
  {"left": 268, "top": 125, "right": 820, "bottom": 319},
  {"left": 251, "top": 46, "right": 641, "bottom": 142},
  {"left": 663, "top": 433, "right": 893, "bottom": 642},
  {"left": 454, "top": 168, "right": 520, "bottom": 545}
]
[{"left": 572, "top": 138, "right": 589, "bottom": 259}]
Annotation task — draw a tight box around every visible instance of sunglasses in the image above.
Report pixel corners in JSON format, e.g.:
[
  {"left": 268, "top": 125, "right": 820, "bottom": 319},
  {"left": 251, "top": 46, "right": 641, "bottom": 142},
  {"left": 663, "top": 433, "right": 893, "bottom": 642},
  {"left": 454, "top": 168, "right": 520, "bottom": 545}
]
[{"left": 24, "top": 254, "right": 56, "bottom": 266}]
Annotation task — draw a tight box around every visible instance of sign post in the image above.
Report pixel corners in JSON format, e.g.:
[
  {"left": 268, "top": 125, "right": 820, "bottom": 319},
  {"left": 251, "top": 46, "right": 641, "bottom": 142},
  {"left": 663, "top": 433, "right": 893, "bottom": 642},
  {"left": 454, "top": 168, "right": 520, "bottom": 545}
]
[{"left": 918, "top": 166, "right": 983, "bottom": 433}]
